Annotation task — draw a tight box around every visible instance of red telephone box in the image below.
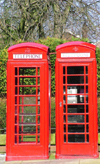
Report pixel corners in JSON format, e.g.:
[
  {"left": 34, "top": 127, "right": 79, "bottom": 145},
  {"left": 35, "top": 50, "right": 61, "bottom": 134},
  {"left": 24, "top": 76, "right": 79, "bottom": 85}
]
[
  {"left": 55, "top": 41, "right": 98, "bottom": 158},
  {"left": 6, "top": 42, "right": 51, "bottom": 161}
]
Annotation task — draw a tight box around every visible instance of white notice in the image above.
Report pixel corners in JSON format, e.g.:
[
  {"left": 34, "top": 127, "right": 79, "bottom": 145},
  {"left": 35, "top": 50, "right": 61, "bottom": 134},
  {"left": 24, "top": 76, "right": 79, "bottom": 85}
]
[
  {"left": 13, "top": 54, "right": 42, "bottom": 59},
  {"left": 61, "top": 53, "right": 90, "bottom": 58}
]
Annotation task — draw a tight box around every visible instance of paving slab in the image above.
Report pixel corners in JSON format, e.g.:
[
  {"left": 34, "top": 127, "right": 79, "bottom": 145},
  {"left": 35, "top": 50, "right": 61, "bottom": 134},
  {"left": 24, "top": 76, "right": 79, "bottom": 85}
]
[{"left": 80, "top": 159, "right": 100, "bottom": 164}]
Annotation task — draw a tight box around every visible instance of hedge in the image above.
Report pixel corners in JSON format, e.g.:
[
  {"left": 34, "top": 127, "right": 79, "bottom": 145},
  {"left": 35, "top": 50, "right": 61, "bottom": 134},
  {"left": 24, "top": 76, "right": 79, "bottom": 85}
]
[{"left": 0, "top": 37, "right": 100, "bottom": 129}]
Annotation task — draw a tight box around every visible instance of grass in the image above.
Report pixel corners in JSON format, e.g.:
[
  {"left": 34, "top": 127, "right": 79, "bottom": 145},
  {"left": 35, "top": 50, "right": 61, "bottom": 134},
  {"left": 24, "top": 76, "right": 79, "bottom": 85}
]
[{"left": 0, "top": 134, "right": 6, "bottom": 146}]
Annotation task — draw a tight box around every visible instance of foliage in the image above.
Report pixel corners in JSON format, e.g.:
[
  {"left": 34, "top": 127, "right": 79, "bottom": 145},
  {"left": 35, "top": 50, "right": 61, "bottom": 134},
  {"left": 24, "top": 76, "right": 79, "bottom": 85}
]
[
  {"left": 0, "top": 48, "right": 8, "bottom": 97},
  {"left": 0, "top": 37, "right": 100, "bottom": 130},
  {"left": 96, "top": 48, "right": 100, "bottom": 96},
  {"left": 0, "top": 98, "right": 6, "bottom": 131}
]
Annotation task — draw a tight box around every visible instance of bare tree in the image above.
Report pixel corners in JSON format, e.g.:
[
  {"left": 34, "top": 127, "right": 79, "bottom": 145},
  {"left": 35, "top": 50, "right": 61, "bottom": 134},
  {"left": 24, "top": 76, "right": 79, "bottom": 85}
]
[{"left": 0, "top": 0, "right": 100, "bottom": 46}]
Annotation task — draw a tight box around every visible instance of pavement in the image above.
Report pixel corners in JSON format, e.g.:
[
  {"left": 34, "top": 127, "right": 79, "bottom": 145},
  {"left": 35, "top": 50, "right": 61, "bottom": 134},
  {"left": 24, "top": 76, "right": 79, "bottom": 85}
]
[
  {"left": 0, "top": 146, "right": 100, "bottom": 164},
  {"left": 0, "top": 153, "right": 100, "bottom": 164}
]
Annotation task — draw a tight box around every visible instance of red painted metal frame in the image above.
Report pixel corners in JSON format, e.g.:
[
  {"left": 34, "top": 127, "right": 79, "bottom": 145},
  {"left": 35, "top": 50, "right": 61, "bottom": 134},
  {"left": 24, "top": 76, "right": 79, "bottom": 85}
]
[
  {"left": 55, "top": 41, "right": 98, "bottom": 159},
  {"left": 6, "top": 42, "right": 51, "bottom": 161}
]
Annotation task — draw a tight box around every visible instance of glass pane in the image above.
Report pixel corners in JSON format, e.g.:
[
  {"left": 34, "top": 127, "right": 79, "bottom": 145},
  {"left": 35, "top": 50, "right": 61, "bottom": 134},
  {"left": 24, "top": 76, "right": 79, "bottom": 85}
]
[
  {"left": 86, "top": 86, "right": 88, "bottom": 93},
  {"left": 63, "top": 66, "right": 65, "bottom": 74},
  {"left": 38, "top": 67, "right": 40, "bottom": 75},
  {"left": 63, "top": 86, "right": 66, "bottom": 94},
  {"left": 38, "top": 106, "right": 40, "bottom": 114},
  {"left": 19, "top": 106, "right": 36, "bottom": 114},
  {"left": 68, "top": 135, "right": 85, "bottom": 142},
  {"left": 38, "top": 87, "right": 40, "bottom": 95},
  {"left": 68, "top": 115, "right": 84, "bottom": 123},
  {"left": 86, "top": 66, "right": 88, "bottom": 74},
  {"left": 86, "top": 95, "right": 88, "bottom": 103},
  {"left": 86, "top": 115, "right": 89, "bottom": 123},
  {"left": 38, "top": 135, "right": 40, "bottom": 143},
  {"left": 19, "top": 125, "right": 36, "bottom": 134},
  {"left": 86, "top": 76, "right": 88, "bottom": 84},
  {"left": 87, "top": 134, "right": 89, "bottom": 142},
  {"left": 64, "top": 115, "right": 66, "bottom": 123},
  {"left": 67, "top": 76, "right": 84, "bottom": 84},
  {"left": 15, "top": 68, "right": 17, "bottom": 75},
  {"left": 38, "top": 116, "right": 40, "bottom": 124},
  {"left": 64, "top": 134, "right": 66, "bottom": 143},
  {"left": 19, "top": 97, "right": 36, "bottom": 104},
  {"left": 67, "top": 66, "right": 84, "bottom": 74},
  {"left": 38, "top": 97, "right": 40, "bottom": 105},
  {"left": 19, "top": 77, "right": 36, "bottom": 85},
  {"left": 63, "top": 95, "right": 66, "bottom": 104},
  {"left": 63, "top": 76, "right": 66, "bottom": 84},
  {"left": 68, "top": 105, "right": 84, "bottom": 113},
  {"left": 19, "top": 135, "right": 36, "bottom": 142},
  {"left": 38, "top": 126, "right": 40, "bottom": 133},
  {"left": 64, "top": 125, "right": 66, "bottom": 132},
  {"left": 38, "top": 78, "right": 40, "bottom": 85},
  {"left": 19, "top": 115, "right": 36, "bottom": 123},
  {"left": 86, "top": 124, "right": 89, "bottom": 132},
  {"left": 68, "top": 125, "right": 85, "bottom": 132},
  {"left": 67, "top": 95, "right": 84, "bottom": 104},
  {"left": 19, "top": 87, "right": 36, "bottom": 95},
  {"left": 63, "top": 105, "right": 66, "bottom": 113},
  {"left": 19, "top": 68, "right": 36, "bottom": 75},
  {"left": 86, "top": 105, "right": 88, "bottom": 113}
]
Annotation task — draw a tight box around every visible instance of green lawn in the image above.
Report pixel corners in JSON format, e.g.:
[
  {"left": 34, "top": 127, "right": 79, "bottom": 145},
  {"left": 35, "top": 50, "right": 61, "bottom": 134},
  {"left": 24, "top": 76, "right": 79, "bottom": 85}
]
[
  {"left": 0, "top": 134, "right": 6, "bottom": 146},
  {"left": 1, "top": 133, "right": 100, "bottom": 146}
]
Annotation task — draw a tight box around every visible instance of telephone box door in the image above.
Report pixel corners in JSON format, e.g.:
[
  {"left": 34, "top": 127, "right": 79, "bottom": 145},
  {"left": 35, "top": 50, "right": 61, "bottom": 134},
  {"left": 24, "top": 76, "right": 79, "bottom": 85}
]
[
  {"left": 59, "top": 62, "right": 94, "bottom": 156},
  {"left": 7, "top": 62, "right": 47, "bottom": 159}
]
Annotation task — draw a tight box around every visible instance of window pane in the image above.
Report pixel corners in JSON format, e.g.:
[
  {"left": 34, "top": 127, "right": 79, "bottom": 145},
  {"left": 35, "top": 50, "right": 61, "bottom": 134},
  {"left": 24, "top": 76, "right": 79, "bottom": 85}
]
[
  {"left": 68, "top": 115, "right": 84, "bottom": 123},
  {"left": 68, "top": 135, "right": 85, "bottom": 142},
  {"left": 67, "top": 66, "right": 84, "bottom": 74},
  {"left": 67, "top": 76, "right": 84, "bottom": 84}
]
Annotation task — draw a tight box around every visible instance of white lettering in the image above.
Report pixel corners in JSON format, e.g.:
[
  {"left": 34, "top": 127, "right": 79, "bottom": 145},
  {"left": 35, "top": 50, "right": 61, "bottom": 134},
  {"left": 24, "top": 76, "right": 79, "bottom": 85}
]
[
  {"left": 61, "top": 53, "right": 90, "bottom": 58},
  {"left": 13, "top": 54, "right": 42, "bottom": 59}
]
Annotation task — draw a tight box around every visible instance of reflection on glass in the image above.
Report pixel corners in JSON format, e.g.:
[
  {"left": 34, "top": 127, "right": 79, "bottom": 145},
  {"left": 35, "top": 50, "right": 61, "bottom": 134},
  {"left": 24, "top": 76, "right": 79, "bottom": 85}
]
[
  {"left": 68, "top": 135, "right": 85, "bottom": 142},
  {"left": 19, "top": 97, "right": 36, "bottom": 104},
  {"left": 68, "top": 115, "right": 84, "bottom": 123},
  {"left": 19, "top": 115, "right": 36, "bottom": 124},
  {"left": 19, "top": 106, "right": 36, "bottom": 114},
  {"left": 19, "top": 125, "right": 36, "bottom": 134},
  {"left": 68, "top": 125, "right": 85, "bottom": 132},
  {"left": 19, "top": 135, "right": 36, "bottom": 142},
  {"left": 67, "top": 66, "right": 84, "bottom": 74}
]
